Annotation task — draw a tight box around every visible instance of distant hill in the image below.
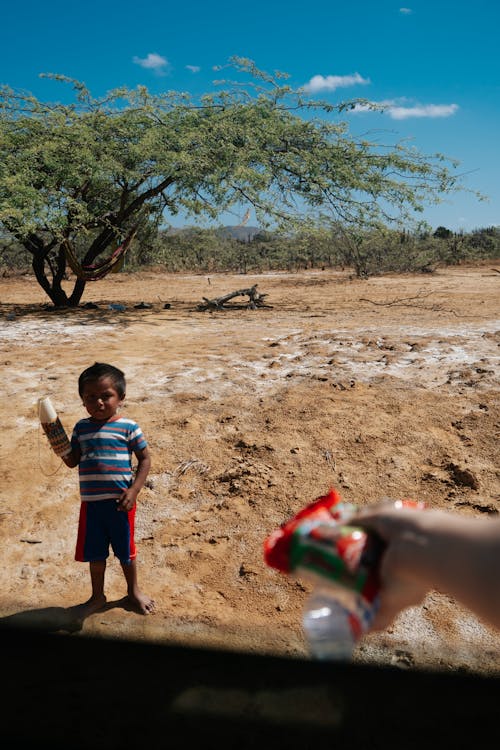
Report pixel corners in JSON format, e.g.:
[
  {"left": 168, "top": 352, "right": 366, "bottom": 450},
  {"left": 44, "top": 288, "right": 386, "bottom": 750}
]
[{"left": 217, "top": 225, "right": 263, "bottom": 242}]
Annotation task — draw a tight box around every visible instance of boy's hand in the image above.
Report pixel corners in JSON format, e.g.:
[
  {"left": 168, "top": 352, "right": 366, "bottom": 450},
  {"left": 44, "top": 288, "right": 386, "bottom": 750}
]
[
  {"left": 62, "top": 446, "right": 81, "bottom": 468},
  {"left": 117, "top": 489, "right": 138, "bottom": 512}
]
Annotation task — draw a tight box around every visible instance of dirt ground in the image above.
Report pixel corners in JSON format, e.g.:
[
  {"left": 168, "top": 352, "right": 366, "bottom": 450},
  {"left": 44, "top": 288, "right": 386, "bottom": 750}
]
[{"left": 1, "top": 263, "right": 499, "bottom": 675}]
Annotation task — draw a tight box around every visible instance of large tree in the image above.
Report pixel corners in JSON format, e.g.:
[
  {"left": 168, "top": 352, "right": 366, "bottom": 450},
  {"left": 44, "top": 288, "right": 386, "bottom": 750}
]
[{"left": 0, "top": 58, "right": 467, "bottom": 306}]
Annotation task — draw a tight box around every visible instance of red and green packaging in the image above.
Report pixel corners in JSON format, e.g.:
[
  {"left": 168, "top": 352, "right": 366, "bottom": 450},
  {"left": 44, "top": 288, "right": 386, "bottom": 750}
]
[{"left": 264, "top": 488, "right": 424, "bottom": 606}]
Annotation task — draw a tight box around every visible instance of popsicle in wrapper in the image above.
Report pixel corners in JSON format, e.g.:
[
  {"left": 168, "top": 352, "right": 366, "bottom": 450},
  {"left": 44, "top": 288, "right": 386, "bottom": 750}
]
[
  {"left": 38, "top": 397, "right": 71, "bottom": 458},
  {"left": 264, "top": 489, "right": 424, "bottom": 592},
  {"left": 264, "top": 489, "right": 425, "bottom": 658}
]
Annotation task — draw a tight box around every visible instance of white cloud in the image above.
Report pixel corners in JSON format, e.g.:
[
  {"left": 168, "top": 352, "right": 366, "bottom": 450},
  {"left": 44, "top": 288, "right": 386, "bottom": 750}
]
[
  {"left": 399, "top": 7, "right": 413, "bottom": 13},
  {"left": 302, "top": 72, "right": 370, "bottom": 94},
  {"left": 133, "top": 53, "right": 170, "bottom": 73},
  {"left": 186, "top": 65, "right": 201, "bottom": 73},
  {"left": 350, "top": 100, "right": 388, "bottom": 113},
  {"left": 351, "top": 98, "right": 458, "bottom": 120},
  {"left": 387, "top": 103, "right": 459, "bottom": 120}
]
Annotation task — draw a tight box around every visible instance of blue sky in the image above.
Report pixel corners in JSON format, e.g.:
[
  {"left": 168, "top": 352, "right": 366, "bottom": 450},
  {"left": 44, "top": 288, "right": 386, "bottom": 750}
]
[{"left": 2, "top": 0, "right": 498, "bottom": 232}]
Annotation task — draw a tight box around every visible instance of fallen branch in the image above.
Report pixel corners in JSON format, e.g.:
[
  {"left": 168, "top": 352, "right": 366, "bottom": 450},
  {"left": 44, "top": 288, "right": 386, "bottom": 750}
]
[
  {"left": 359, "top": 292, "right": 461, "bottom": 316},
  {"left": 197, "top": 284, "right": 272, "bottom": 311},
  {"left": 360, "top": 292, "right": 435, "bottom": 308}
]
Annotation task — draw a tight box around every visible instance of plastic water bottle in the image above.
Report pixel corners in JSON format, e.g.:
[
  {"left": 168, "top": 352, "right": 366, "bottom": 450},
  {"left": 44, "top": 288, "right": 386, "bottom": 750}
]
[{"left": 303, "top": 587, "right": 377, "bottom": 661}]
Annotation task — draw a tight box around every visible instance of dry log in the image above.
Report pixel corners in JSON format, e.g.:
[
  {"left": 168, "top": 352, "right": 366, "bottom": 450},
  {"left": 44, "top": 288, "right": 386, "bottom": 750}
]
[{"left": 197, "top": 284, "right": 272, "bottom": 311}]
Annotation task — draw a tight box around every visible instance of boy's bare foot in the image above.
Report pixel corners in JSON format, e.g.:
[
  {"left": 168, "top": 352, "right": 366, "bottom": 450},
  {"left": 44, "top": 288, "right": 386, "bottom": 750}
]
[
  {"left": 127, "top": 590, "right": 155, "bottom": 615},
  {"left": 71, "top": 594, "right": 107, "bottom": 621}
]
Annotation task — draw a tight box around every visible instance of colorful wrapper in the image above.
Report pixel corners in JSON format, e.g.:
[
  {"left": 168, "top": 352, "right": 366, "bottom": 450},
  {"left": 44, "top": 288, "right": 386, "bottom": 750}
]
[
  {"left": 264, "top": 488, "right": 424, "bottom": 606},
  {"left": 41, "top": 418, "right": 71, "bottom": 458}
]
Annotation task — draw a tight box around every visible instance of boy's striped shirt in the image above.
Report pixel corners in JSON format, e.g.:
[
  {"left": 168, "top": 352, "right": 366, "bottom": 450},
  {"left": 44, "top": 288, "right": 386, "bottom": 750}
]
[{"left": 71, "top": 416, "right": 147, "bottom": 501}]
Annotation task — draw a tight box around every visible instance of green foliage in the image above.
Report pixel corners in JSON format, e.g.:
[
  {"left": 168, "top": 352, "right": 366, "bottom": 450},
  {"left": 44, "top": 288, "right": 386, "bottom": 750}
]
[
  {"left": 433, "top": 225, "right": 453, "bottom": 239},
  {"left": 0, "top": 233, "right": 30, "bottom": 272},
  {"left": 0, "top": 58, "right": 478, "bottom": 303},
  {"left": 2, "top": 220, "right": 499, "bottom": 279},
  {"left": 121, "top": 224, "right": 500, "bottom": 277},
  {"left": 463, "top": 226, "right": 500, "bottom": 260}
]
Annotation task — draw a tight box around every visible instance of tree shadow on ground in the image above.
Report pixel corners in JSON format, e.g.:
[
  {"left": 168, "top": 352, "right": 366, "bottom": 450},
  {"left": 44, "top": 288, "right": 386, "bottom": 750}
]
[
  {"left": 0, "top": 597, "right": 135, "bottom": 634},
  {"left": 0, "top": 302, "right": 176, "bottom": 328}
]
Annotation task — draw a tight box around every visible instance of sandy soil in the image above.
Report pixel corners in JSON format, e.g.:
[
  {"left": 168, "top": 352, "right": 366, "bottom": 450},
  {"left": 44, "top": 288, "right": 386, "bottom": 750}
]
[{"left": 1, "top": 264, "right": 499, "bottom": 675}]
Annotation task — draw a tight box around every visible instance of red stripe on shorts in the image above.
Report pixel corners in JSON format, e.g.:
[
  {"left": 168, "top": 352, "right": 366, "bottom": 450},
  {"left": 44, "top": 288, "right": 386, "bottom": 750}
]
[{"left": 75, "top": 502, "right": 88, "bottom": 562}]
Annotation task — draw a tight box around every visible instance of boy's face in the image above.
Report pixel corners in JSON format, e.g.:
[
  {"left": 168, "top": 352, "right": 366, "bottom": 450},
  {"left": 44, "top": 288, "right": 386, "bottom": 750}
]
[{"left": 81, "top": 376, "right": 124, "bottom": 421}]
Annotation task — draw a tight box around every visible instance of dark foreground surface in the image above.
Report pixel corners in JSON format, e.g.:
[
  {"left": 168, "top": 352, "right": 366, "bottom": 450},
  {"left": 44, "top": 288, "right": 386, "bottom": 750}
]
[{"left": 3, "top": 625, "right": 500, "bottom": 749}]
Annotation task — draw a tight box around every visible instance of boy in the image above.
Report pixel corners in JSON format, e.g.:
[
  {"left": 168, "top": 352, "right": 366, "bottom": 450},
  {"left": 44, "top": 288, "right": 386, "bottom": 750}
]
[{"left": 63, "top": 362, "right": 155, "bottom": 618}]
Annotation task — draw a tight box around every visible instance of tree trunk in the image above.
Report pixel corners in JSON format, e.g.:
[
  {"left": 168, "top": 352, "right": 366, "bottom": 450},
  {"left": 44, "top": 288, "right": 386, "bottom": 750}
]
[
  {"left": 31, "top": 245, "right": 86, "bottom": 307},
  {"left": 68, "top": 277, "right": 87, "bottom": 306}
]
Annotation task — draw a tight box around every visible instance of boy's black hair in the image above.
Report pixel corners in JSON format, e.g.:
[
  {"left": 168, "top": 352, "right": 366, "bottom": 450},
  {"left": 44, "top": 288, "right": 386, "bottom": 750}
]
[{"left": 78, "top": 362, "right": 126, "bottom": 399}]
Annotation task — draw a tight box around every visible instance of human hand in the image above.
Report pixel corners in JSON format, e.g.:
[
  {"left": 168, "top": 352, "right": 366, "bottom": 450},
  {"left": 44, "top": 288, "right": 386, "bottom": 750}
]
[
  {"left": 116, "top": 489, "right": 137, "bottom": 512},
  {"left": 354, "top": 501, "right": 433, "bottom": 630}
]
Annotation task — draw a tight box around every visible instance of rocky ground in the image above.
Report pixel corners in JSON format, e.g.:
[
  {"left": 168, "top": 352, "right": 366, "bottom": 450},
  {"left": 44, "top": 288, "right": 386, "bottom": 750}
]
[{"left": 1, "top": 263, "right": 499, "bottom": 675}]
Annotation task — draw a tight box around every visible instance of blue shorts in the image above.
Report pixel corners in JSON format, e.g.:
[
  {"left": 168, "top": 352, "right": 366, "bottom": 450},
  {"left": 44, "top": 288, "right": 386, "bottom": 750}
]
[{"left": 75, "top": 500, "right": 136, "bottom": 565}]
